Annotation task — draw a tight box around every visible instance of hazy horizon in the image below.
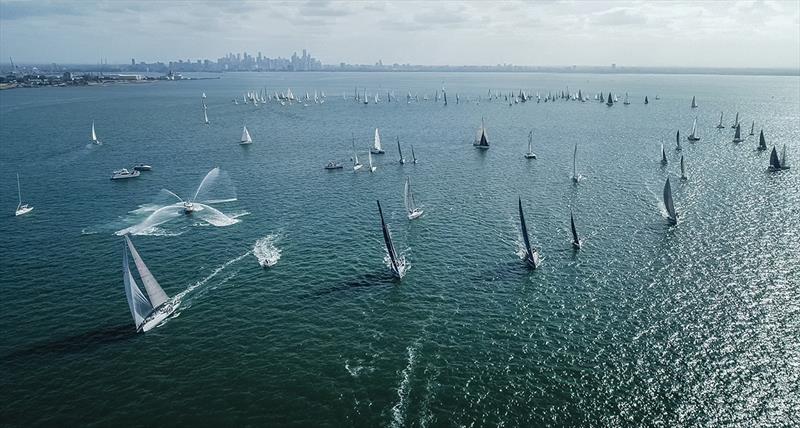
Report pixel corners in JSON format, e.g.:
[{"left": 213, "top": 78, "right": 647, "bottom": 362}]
[{"left": 1, "top": 0, "right": 799, "bottom": 69}]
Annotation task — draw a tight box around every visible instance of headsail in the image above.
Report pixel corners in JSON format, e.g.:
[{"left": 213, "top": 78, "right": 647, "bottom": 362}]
[{"left": 123, "top": 243, "right": 153, "bottom": 330}]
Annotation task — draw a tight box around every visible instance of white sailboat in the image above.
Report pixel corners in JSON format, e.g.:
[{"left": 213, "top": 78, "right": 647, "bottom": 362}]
[
  {"left": 203, "top": 108, "right": 209, "bottom": 125},
  {"left": 15, "top": 173, "right": 33, "bottom": 216},
  {"left": 663, "top": 177, "right": 678, "bottom": 224},
  {"left": 240, "top": 125, "right": 252, "bottom": 145},
  {"left": 368, "top": 150, "right": 376, "bottom": 173},
  {"left": 623, "top": 92, "right": 630, "bottom": 105},
  {"left": 352, "top": 139, "right": 363, "bottom": 172},
  {"left": 91, "top": 121, "right": 102, "bottom": 145},
  {"left": 524, "top": 130, "right": 537, "bottom": 159},
  {"left": 122, "top": 235, "right": 175, "bottom": 333},
  {"left": 680, "top": 155, "right": 688, "bottom": 181},
  {"left": 371, "top": 128, "right": 385, "bottom": 154},
  {"left": 404, "top": 177, "right": 423, "bottom": 220},
  {"left": 571, "top": 143, "right": 580, "bottom": 183},
  {"left": 716, "top": 112, "right": 725, "bottom": 129},
  {"left": 688, "top": 117, "right": 700, "bottom": 142}
]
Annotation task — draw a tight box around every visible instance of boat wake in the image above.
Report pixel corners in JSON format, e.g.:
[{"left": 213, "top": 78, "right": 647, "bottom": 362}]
[
  {"left": 390, "top": 340, "right": 420, "bottom": 428},
  {"left": 384, "top": 247, "right": 410, "bottom": 277},
  {"left": 115, "top": 202, "right": 239, "bottom": 236},
  {"left": 253, "top": 234, "right": 282, "bottom": 267}
]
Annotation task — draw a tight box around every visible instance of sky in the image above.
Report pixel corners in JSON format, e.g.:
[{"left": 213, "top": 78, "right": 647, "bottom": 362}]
[{"left": 1, "top": 0, "right": 799, "bottom": 68}]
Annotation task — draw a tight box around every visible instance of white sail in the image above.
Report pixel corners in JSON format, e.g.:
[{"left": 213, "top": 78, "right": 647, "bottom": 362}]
[
  {"left": 690, "top": 118, "right": 698, "bottom": 138},
  {"left": 123, "top": 246, "right": 153, "bottom": 330},
  {"left": 91, "top": 121, "right": 98, "bottom": 142},
  {"left": 368, "top": 150, "right": 375, "bottom": 172},
  {"left": 572, "top": 144, "right": 578, "bottom": 181},
  {"left": 373, "top": 128, "right": 382, "bottom": 151},
  {"left": 15, "top": 173, "right": 33, "bottom": 216},
  {"left": 203, "top": 109, "right": 209, "bottom": 124},
  {"left": 125, "top": 236, "right": 170, "bottom": 309},
  {"left": 241, "top": 126, "right": 252, "bottom": 144}
]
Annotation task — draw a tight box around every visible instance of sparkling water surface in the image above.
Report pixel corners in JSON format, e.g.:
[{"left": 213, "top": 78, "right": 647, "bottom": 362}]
[{"left": 1, "top": 72, "right": 798, "bottom": 427}]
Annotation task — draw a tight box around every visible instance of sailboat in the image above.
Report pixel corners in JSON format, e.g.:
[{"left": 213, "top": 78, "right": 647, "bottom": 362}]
[
  {"left": 680, "top": 155, "right": 688, "bottom": 181},
  {"left": 203, "top": 108, "right": 209, "bottom": 125},
  {"left": 397, "top": 137, "right": 405, "bottom": 164},
  {"left": 524, "top": 130, "right": 537, "bottom": 159},
  {"left": 644, "top": 96, "right": 649, "bottom": 104},
  {"left": 732, "top": 123, "right": 744, "bottom": 143},
  {"left": 663, "top": 177, "right": 678, "bottom": 225},
  {"left": 731, "top": 112, "right": 739, "bottom": 128},
  {"left": 606, "top": 92, "right": 614, "bottom": 106},
  {"left": 623, "top": 92, "right": 630, "bottom": 105},
  {"left": 201, "top": 92, "right": 207, "bottom": 99},
  {"left": 14, "top": 173, "right": 33, "bottom": 216},
  {"left": 518, "top": 197, "right": 541, "bottom": 268},
  {"left": 376, "top": 200, "right": 406, "bottom": 279},
  {"left": 757, "top": 130, "right": 767, "bottom": 151},
  {"left": 411, "top": 145, "right": 418, "bottom": 164},
  {"left": 371, "top": 128, "right": 385, "bottom": 154},
  {"left": 240, "top": 125, "right": 252, "bottom": 145},
  {"left": 474, "top": 117, "right": 490, "bottom": 149},
  {"left": 122, "top": 235, "right": 176, "bottom": 333},
  {"left": 691, "top": 96, "right": 697, "bottom": 109},
  {"left": 716, "top": 112, "right": 725, "bottom": 129},
  {"left": 570, "top": 209, "right": 582, "bottom": 249},
  {"left": 368, "top": 150, "right": 376, "bottom": 173},
  {"left": 661, "top": 144, "right": 668, "bottom": 165},
  {"left": 768, "top": 145, "right": 790, "bottom": 171},
  {"left": 91, "top": 121, "right": 102, "bottom": 145},
  {"left": 571, "top": 144, "right": 580, "bottom": 183},
  {"left": 675, "top": 131, "right": 682, "bottom": 151},
  {"left": 687, "top": 117, "right": 701, "bottom": 142},
  {"left": 352, "top": 138, "right": 363, "bottom": 172},
  {"left": 404, "top": 178, "right": 423, "bottom": 220},
  {"left": 749, "top": 121, "right": 755, "bottom": 136},
  {"left": 363, "top": 88, "right": 369, "bottom": 105}
]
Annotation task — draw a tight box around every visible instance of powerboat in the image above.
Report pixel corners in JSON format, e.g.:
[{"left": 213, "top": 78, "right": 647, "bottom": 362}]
[
  {"left": 324, "top": 160, "right": 343, "bottom": 170},
  {"left": 111, "top": 168, "right": 140, "bottom": 180},
  {"left": 133, "top": 163, "right": 152, "bottom": 171}
]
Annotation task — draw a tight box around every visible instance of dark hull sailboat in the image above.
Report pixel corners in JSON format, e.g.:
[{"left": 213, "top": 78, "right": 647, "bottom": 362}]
[
  {"left": 732, "top": 123, "right": 743, "bottom": 143},
  {"left": 474, "top": 117, "right": 490, "bottom": 149},
  {"left": 570, "top": 209, "right": 582, "bottom": 250},
  {"left": 518, "top": 197, "right": 541, "bottom": 268},
  {"left": 606, "top": 92, "right": 614, "bottom": 106},
  {"left": 663, "top": 178, "right": 678, "bottom": 225},
  {"left": 377, "top": 200, "right": 405, "bottom": 278},
  {"left": 757, "top": 130, "right": 767, "bottom": 151},
  {"left": 768, "top": 146, "right": 790, "bottom": 171},
  {"left": 676, "top": 130, "right": 682, "bottom": 151}
]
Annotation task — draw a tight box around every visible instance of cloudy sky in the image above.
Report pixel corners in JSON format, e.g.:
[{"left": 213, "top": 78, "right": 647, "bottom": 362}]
[{"left": 1, "top": 0, "right": 798, "bottom": 68}]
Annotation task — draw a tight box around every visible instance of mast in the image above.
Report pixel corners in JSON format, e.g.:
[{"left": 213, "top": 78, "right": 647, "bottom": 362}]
[
  {"left": 16, "top": 173, "right": 22, "bottom": 207},
  {"left": 572, "top": 144, "right": 578, "bottom": 178},
  {"left": 528, "top": 130, "right": 533, "bottom": 153}
]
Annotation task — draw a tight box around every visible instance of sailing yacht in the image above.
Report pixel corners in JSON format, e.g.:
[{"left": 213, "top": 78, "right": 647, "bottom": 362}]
[
  {"left": 716, "top": 112, "right": 725, "bottom": 129},
  {"left": 691, "top": 96, "right": 697, "bottom": 109},
  {"left": 768, "top": 146, "right": 790, "bottom": 171},
  {"left": 731, "top": 112, "right": 739, "bottom": 129},
  {"left": 240, "top": 125, "right": 253, "bottom": 145},
  {"left": 623, "top": 92, "right": 630, "bottom": 105},
  {"left": 371, "top": 128, "right": 385, "bottom": 154},
  {"left": 732, "top": 123, "right": 744, "bottom": 143},
  {"left": 749, "top": 121, "right": 755, "bottom": 136},
  {"left": 377, "top": 200, "right": 406, "bottom": 279},
  {"left": 14, "top": 173, "right": 33, "bottom": 216},
  {"left": 524, "top": 130, "right": 537, "bottom": 159},
  {"left": 606, "top": 92, "right": 614, "bottom": 106},
  {"left": 122, "top": 235, "right": 176, "bottom": 333},
  {"left": 518, "top": 197, "right": 541, "bottom": 268},
  {"left": 661, "top": 144, "right": 668, "bottom": 165},
  {"left": 352, "top": 139, "right": 363, "bottom": 172},
  {"left": 644, "top": 96, "right": 649, "bottom": 104},
  {"left": 397, "top": 137, "right": 406, "bottom": 164},
  {"left": 201, "top": 92, "right": 207, "bottom": 99},
  {"left": 111, "top": 168, "right": 140, "bottom": 180},
  {"left": 675, "top": 131, "right": 682, "bottom": 151},
  {"left": 411, "top": 146, "right": 418, "bottom": 164},
  {"left": 663, "top": 177, "right": 678, "bottom": 224},
  {"left": 368, "top": 150, "right": 376, "bottom": 173},
  {"left": 363, "top": 88, "right": 369, "bottom": 105},
  {"left": 687, "top": 117, "right": 701, "bottom": 142},
  {"left": 203, "top": 108, "right": 209, "bottom": 125},
  {"left": 757, "top": 130, "right": 767, "bottom": 151},
  {"left": 680, "top": 156, "right": 688, "bottom": 181},
  {"left": 91, "top": 121, "right": 102, "bottom": 145},
  {"left": 474, "top": 117, "right": 490, "bottom": 149},
  {"left": 571, "top": 144, "right": 580, "bottom": 183},
  {"left": 404, "top": 178, "right": 423, "bottom": 220},
  {"left": 570, "top": 209, "right": 582, "bottom": 249}
]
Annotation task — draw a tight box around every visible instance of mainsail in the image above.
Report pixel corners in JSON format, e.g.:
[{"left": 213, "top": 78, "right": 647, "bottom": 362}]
[
  {"left": 691, "top": 96, "right": 697, "bottom": 108},
  {"left": 681, "top": 155, "right": 687, "bottom": 180},
  {"left": 733, "top": 123, "right": 742, "bottom": 142},
  {"left": 123, "top": 235, "right": 171, "bottom": 330},
  {"left": 241, "top": 126, "right": 252, "bottom": 144},
  {"left": 688, "top": 117, "right": 699, "bottom": 141},
  {"left": 758, "top": 130, "right": 767, "bottom": 150},
  {"left": 404, "top": 178, "right": 417, "bottom": 215},
  {"left": 570, "top": 209, "right": 580, "bottom": 248},
  {"left": 676, "top": 130, "right": 682, "bottom": 151},
  {"left": 518, "top": 197, "right": 539, "bottom": 268},
  {"left": 606, "top": 92, "right": 613, "bottom": 106},
  {"left": 91, "top": 121, "right": 98, "bottom": 142},
  {"left": 572, "top": 143, "right": 578, "bottom": 180},
  {"left": 374, "top": 128, "right": 382, "bottom": 151},
  {"left": 397, "top": 137, "right": 405, "bottom": 163},
  {"left": 663, "top": 178, "right": 677, "bottom": 223}
]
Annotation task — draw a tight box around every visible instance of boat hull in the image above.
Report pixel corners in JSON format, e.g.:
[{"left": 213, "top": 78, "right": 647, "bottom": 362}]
[
  {"left": 370, "top": 149, "right": 385, "bottom": 154},
  {"left": 111, "top": 171, "right": 140, "bottom": 180},
  {"left": 524, "top": 153, "right": 537, "bottom": 159},
  {"left": 15, "top": 206, "right": 33, "bottom": 216},
  {"left": 407, "top": 209, "right": 423, "bottom": 220},
  {"left": 138, "top": 303, "right": 176, "bottom": 333}
]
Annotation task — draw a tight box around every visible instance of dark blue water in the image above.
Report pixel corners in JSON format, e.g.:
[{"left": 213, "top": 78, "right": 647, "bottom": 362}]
[{"left": 1, "top": 72, "right": 798, "bottom": 426}]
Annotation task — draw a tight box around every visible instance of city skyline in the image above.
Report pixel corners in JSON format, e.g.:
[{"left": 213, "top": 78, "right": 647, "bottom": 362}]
[{"left": 1, "top": 0, "right": 799, "bottom": 69}]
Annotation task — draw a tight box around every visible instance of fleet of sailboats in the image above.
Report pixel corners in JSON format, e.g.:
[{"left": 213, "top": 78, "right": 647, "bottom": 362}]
[{"left": 122, "top": 235, "right": 175, "bottom": 333}]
